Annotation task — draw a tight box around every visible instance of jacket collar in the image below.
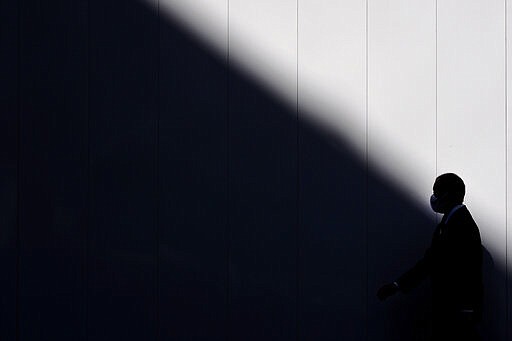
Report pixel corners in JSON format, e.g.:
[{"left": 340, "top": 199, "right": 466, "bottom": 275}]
[{"left": 443, "top": 204, "right": 465, "bottom": 224}]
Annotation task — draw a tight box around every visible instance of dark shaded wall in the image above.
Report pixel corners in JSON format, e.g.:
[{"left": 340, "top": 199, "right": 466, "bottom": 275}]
[
  {"left": 1, "top": 0, "right": 507, "bottom": 340},
  {"left": 1, "top": 0, "right": 18, "bottom": 339}
]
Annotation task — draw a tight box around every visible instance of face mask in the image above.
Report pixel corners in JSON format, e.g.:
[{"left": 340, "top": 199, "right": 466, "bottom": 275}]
[{"left": 430, "top": 194, "right": 443, "bottom": 213}]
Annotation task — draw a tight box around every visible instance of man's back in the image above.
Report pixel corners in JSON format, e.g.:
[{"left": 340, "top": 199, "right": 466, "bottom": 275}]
[{"left": 429, "top": 206, "right": 483, "bottom": 320}]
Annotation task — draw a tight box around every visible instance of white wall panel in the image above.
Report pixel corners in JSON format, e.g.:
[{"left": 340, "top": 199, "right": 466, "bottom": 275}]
[
  {"left": 229, "top": 1, "right": 297, "bottom": 340},
  {"left": 229, "top": 0, "right": 297, "bottom": 106},
  {"left": 158, "top": 0, "right": 228, "bottom": 56},
  {"left": 437, "top": 1, "right": 506, "bottom": 339},
  {"left": 298, "top": 1, "right": 366, "bottom": 340},
  {"left": 158, "top": 0, "right": 229, "bottom": 339},
  {"left": 368, "top": 1, "right": 436, "bottom": 339},
  {"left": 298, "top": 1, "right": 367, "bottom": 156},
  {"left": 367, "top": 0, "right": 437, "bottom": 202}
]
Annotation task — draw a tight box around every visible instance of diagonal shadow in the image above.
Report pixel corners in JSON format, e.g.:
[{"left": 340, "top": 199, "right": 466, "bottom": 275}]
[
  {"left": 7, "top": 0, "right": 507, "bottom": 340},
  {"left": 153, "top": 2, "right": 507, "bottom": 341}
]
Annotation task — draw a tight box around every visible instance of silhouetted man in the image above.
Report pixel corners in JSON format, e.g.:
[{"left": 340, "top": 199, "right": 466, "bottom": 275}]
[{"left": 377, "top": 173, "right": 483, "bottom": 341}]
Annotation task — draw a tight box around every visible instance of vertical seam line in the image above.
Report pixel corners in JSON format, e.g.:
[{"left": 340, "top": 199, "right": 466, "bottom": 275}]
[
  {"left": 296, "top": 1, "right": 300, "bottom": 340},
  {"left": 226, "top": 1, "right": 231, "bottom": 340},
  {"left": 435, "top": 0, "right": 439, "bottom": 227},
  {"left": 16, "top": 0, "right": 21, "bottom": 339},
  {"left": 435, "top": 0, "right": 438, "bottom": 179},
  {"left": 505, "top": 0, "right": 509, "bottom": 338},
  {"left": 155, "top": 0, "right": 161, "bottom": 339},
  {"left": 85, "top": 0, "right": 90, "bottom": 339},
  {"left": 365, "top": 1, "right": 369, "bottom": 340}
]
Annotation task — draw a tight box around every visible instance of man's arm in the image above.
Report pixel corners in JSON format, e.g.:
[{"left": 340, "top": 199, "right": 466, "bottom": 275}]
[
  {"left": 396, "top": 247, "right": 433, "bottom": 293},
  {"left": 377, "top": 247, "right": 433, "bottom": 301}
]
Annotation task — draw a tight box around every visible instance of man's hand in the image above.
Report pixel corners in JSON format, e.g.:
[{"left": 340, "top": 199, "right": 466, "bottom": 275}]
[
  {"left": 458, "top": 309, "right": 476, "bottom": 323},
  {"left": 377, "top": 283, "right": 399, "bottom": 301}
]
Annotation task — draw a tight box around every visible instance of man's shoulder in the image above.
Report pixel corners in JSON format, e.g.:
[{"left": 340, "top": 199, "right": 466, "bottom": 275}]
[
  {"left": 450, "top": 205, "right": 471, "bottom": 221},
  {"left": 447, "top": 206, "right": 480, "bottom": 235}
]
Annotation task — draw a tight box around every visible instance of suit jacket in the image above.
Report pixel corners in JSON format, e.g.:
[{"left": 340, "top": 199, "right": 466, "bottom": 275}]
[{"left": 397, "top": 206, "right": 483, "bottom": 321}]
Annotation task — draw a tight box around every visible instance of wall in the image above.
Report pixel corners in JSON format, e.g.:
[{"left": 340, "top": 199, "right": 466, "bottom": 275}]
[{"left": 1, "top": 0, "right": 510, "bottom": 340}]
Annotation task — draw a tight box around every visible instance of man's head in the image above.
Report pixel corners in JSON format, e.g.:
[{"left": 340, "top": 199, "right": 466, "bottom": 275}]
[{"left": 430, "top": 173, "right": 465, "bottom": 213}]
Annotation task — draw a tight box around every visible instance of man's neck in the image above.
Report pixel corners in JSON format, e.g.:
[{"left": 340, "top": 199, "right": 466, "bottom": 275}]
[{"left": 443, "top": 204, "right": 465, "bottom": 224}]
